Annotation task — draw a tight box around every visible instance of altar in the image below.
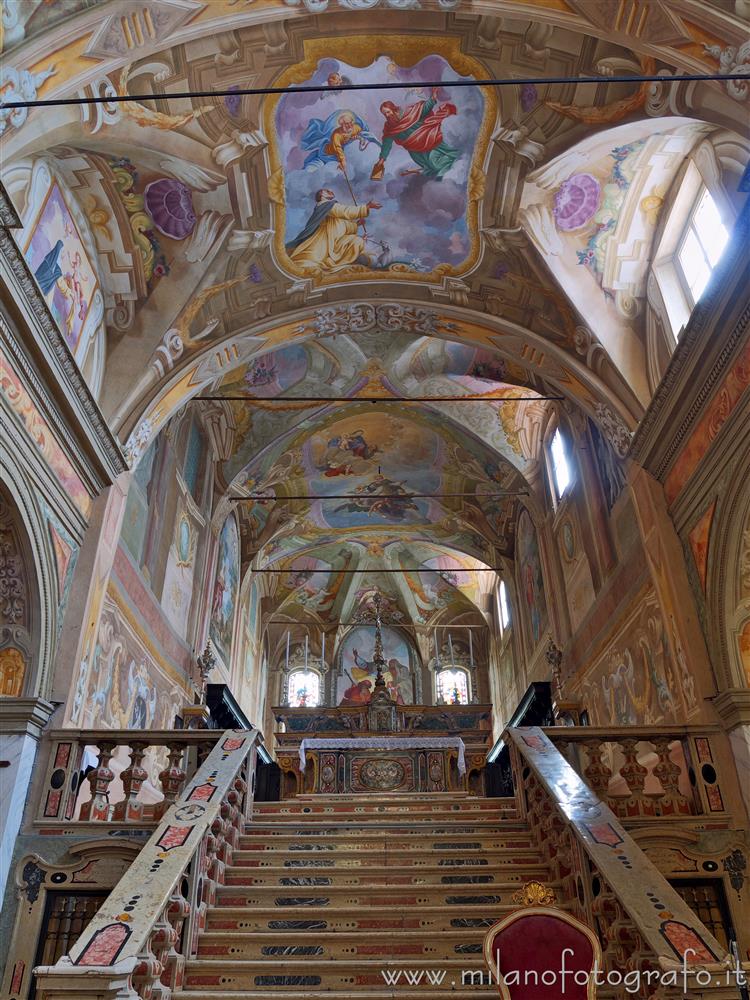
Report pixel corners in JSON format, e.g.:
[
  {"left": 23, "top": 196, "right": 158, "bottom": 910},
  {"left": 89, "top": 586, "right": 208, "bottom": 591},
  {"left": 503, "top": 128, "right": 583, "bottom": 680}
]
[{"left": 273, "top": 702, "right": 491, "bottom": 797}]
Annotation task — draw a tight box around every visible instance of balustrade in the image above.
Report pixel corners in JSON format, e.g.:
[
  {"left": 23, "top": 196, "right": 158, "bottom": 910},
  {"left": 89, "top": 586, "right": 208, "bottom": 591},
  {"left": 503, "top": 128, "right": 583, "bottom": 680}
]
[
  {"left": 507, "top": 726, "right": 748, "bottom": 999},
  {"left": 33, "top": 729, "right": 258, "bottom": 1000},
  {"left": 542, "top": 725, "right": 731, "bottom": 820},
  {"left": 35, "top": 730, "right": 220, "bottom": 828}
]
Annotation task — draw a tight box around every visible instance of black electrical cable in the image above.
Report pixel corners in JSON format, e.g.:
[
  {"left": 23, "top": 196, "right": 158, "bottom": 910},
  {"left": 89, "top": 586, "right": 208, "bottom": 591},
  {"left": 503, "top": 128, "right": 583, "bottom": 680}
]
[{"left": 1, "top": 72, "right": 745, "bottom": 112}]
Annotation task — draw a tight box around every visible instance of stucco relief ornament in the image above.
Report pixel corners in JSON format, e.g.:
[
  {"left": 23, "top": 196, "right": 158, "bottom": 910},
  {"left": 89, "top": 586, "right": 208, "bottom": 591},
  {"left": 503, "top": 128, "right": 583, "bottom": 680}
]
[
  {"left": 593, "top": 403, "right": 632, "bottom": 459},
  {"left": 302, "top": 303, "right": 453, "bottom": 340},
  {"left": 703, "top": 42, "right": 750, "bottom": 101},
  {"left": 0, "top": 65, "right": 56, "bottom": 135},
  {"left": 124, "top": 418, "right": 155, "bottom": 468}
]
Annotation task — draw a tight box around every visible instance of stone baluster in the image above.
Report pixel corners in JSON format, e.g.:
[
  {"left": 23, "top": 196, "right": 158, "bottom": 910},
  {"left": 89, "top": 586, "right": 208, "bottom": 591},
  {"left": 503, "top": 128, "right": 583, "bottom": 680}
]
[
  {"left": 651, "top": 737, "right": 690, "bottom": 815},
  {"left": 79, "top": 741, "right": 117, "bottom": 822},
  {"left": 155, "top": 742, "right": 187, "bottom": 821},
  {"left": 616, "top": 738, "right": 650, "bottom": 817},
  {"left": 132, "top": 907, "right": 177, "bottom": 1000},
  {"left": 162, "top": 889, "right": 190, "bottom": 992},
  {"left": 113, "top": 741, "right": 149, "bottom": 822},
  {"left": 581, "top": 739, "right": 613, "bottom": 800}
]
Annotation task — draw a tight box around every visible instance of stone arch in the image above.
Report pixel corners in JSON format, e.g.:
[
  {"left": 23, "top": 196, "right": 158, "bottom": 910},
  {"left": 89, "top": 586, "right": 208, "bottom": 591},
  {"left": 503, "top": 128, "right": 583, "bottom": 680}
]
[{"left": 0, "top": 467, "right": 56, "bottom": 700}]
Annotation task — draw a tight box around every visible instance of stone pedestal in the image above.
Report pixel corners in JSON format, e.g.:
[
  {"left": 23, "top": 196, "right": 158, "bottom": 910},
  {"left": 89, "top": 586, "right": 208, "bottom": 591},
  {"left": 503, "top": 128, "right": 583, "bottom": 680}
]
[{"left": 0, "top": 697, "right": 56, "bottom": 900}]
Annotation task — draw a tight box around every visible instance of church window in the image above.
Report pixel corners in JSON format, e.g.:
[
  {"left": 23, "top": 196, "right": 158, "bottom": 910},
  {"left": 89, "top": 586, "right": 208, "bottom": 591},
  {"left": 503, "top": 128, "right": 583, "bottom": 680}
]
[
  {"left": 675, "top": 188, "right": 730, "bottom": 308},
  {"left": 547, "top": 425, "right": 572, "bottom": 505},
  {"left": 652, "top": 153, "right": 736, "bottom": 340},
  {"left": 287, "top": 668, "right": 321, "bottom": 708},
  {"left": 498, "top": 580, "right": 511, "bottom": 633},
  {"left": 436, "top": 667, "right": 469, "bottom": 705}
]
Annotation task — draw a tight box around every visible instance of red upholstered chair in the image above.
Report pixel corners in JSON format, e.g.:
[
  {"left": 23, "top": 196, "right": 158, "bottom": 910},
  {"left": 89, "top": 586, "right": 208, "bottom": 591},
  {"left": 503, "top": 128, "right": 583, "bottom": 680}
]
[{"left": 483, "top": 906, "right": 602, "bottom": 999}]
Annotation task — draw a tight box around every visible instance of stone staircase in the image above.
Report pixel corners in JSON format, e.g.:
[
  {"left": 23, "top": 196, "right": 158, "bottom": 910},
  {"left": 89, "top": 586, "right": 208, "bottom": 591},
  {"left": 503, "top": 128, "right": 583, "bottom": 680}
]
[{"left": 177, "top": 792, "right": 557, "bottom": 999}]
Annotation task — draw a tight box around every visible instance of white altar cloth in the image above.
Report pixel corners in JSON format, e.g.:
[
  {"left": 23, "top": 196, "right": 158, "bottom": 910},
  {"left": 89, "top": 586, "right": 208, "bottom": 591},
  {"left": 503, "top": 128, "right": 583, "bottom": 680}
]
[{"left": 298, "top": 736, "right": 466, "bottom": 775}]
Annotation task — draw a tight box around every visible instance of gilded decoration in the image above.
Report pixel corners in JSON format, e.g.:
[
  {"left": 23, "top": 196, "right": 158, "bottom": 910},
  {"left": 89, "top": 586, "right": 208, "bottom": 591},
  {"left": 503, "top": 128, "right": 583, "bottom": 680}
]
[{"left": 511, "top": 880, "right": 557, "bottom": 907}]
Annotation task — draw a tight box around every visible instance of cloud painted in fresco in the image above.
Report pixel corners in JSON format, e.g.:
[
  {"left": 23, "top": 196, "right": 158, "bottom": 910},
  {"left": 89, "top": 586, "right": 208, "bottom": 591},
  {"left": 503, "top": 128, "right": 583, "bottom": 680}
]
[{"left": 274, "top": 54, "right": 484, "bottom": 271}]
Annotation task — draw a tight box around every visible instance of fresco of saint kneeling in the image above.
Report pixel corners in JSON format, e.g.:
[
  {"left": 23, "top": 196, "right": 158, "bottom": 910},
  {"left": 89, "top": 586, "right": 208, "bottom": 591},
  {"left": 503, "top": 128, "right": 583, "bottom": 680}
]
[{"left": 285, "top": 188, "right": 381, "bottom": 274}]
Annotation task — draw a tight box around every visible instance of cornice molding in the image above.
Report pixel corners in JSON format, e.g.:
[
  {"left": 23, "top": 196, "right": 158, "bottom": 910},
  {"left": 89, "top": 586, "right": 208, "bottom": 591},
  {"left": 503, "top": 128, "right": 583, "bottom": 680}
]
[
  {"left": 0, "top": 182, "right": 127, "bottom": 487},
  {"left": 0, "top": 698, "right": 57, "bottom": 739},
  {"left": 712, "top": 689, "right": 750, "bottom": 730},
  {"left": 629, "top": 197, "right": 750, "bottom": 482}
]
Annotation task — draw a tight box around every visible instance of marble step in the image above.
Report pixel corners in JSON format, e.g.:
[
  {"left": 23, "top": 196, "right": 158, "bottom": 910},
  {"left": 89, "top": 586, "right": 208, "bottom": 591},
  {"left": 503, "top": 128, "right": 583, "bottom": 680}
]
[
  {"left": 231, "top": 849, "right": 548, "bottom": 870},
  {"left": 253, "top": 800, "right": 514, "bottom": 817},
  {"left": 177, "top": 991, "right": 494, "bottom": 999},
  {"left": 244, "top": 818, "right": 513, "bottom": 834},
  {"left": 206, "top": 902, "right": 527, "bottom": 933},
  {"left": 197, "top": 928, "right": 493, "bottom": 960},
  {"left": 216, "top": 883, "right": 541, "bottom": 908},
  {"left": 222, "top": 866, "right": 545, "bottom": 887},
  {"left": 184, "top": 957, "right": 493, "bottom": 991},
  {"left": 237, "top": 832, "right": 535, "bottom": 850}
]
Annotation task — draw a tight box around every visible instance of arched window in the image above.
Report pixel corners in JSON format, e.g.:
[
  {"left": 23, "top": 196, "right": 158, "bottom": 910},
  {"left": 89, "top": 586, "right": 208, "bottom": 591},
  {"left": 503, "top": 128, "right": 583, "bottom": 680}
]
[
  {"left": 652, "top": 151, "right": 736, "bottom": 340},
  {"left": 497, "top": 579, "right": 511, "bottom": 634},
  {"left": 546, "top": 424, "right": 573, "bottom": 506},
  {"left": 436, "top": 667, "right": 470, "bottom": 705},
  {"left": 674, "top": 187, "right": 729, "bottom": 309},
  {"left": 287, "top": 668, "right": 321, "bottom": 707}
]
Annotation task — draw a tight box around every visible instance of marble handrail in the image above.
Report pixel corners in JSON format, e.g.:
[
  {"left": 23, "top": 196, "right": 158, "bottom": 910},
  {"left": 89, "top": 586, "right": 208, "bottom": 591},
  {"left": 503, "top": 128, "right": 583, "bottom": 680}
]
[
  {"left": 506, "top": 726, "right": 738, "bottom": 993},
  {"left": 33, "top": 729, "right": 258, "bottom": 1000}
]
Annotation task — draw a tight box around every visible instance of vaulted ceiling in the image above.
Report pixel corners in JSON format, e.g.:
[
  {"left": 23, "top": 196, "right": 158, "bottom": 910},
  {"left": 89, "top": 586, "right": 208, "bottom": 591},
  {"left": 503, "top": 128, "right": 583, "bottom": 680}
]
[{"left": 3, "top": 0, "right": 748, "bottom": 629}]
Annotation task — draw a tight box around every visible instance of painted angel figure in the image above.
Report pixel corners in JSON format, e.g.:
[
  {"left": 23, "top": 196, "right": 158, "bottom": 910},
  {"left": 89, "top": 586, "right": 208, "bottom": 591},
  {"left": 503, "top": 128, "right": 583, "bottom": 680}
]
[{"left": 300, "top": 109, "right": 381, "bottom": 172}]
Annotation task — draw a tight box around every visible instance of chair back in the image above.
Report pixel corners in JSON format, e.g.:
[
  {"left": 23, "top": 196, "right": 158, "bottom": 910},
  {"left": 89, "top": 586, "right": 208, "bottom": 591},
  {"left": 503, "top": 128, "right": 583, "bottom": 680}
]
[{"left": 483, "top": 905, "right": 602, "bottom": 999}]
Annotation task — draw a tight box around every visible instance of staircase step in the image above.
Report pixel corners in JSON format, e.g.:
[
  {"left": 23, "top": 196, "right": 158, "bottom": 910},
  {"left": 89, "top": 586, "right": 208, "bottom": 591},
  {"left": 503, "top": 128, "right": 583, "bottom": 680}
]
[
  {"left": 244, "top": 817, "right": 511, "bottom": 832},
  {"left": 191, "top": 791, "right": 550, "bottom": 998},
  {"left": 184, "top": 958, "right": 493, "bottom": 991},
  {"left": 178, "top": 992, "right": 494, "bottom": 999},
  {"left": 207, "top": 903, "right": 524, "bottom": 933},
  {"left": 231, "top": 851, "right": 547, "bottom": 871},
  {"left": 217, "top": 881, "right": 538, "bottom": 907},
  {"left": 197, "top": 928, "right": 490, "bottom": 959},
  {"left": 237, "top": 834, "right": 534, "bottom": 852},
  {"left": 222, "top": 866, "right": 543, "bottom": 887}
]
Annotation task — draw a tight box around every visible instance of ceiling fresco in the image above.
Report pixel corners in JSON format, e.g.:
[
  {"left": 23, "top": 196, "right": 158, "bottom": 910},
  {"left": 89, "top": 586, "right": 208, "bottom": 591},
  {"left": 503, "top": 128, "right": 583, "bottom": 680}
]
[
  {"left": 2, "top": 0, "right": 748, "bottom": 640},
  {"left": 267, "top": 38, "right": 492, "bottom": 284}
]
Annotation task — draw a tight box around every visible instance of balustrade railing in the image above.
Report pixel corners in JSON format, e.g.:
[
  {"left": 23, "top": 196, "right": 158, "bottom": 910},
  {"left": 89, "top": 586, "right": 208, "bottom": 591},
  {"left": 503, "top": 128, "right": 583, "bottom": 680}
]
[
  {"left": 32, "top": 729, "right": 258, "bottom": 1000},
  {"left": 506, "top": 727, "right": 748, "bottom": 998},
  {"left": 35, "top": 730, "right": 224, "bottom": 828},
  {"left": 541, "top": 725, "right": 732, "bottom": 820}
]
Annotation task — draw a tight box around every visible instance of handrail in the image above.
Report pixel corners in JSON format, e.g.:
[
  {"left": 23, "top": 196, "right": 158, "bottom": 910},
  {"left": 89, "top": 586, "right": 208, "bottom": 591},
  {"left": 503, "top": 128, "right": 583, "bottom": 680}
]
[
  {"left": 506, "top": 727, "right": 735, "bottom": 984},
  {"left": 33, "top": 728, "right": 258, "bottom": 1000},
  {"left": 542, "top": 725, "right": 723, "bottom": 739}
]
